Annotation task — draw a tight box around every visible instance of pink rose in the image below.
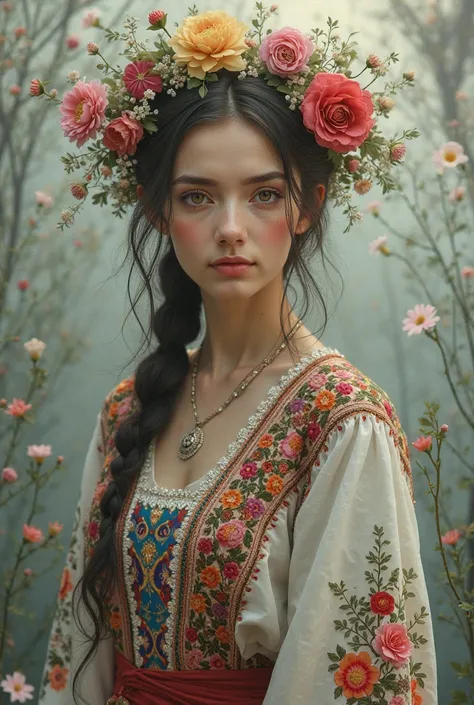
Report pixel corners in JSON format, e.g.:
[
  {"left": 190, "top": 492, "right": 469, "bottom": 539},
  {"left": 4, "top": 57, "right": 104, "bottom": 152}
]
[
  {"left": 259, "top": 27, "right": 314, "bottom": 77},
  {"left": 301, "top": 72, "right": 375, "bottom": 153},
  {"left": 103, "top": 112, "right": 144, "bottom": 157},
  {"left": 186, "top": 648, "right": 203, "bottom": 669},
  {"left": 441, "top": 528, "right": 462, "bottom": 545},
  {"left": 372, "top": 622, "right": 412, "bottom": 668}
]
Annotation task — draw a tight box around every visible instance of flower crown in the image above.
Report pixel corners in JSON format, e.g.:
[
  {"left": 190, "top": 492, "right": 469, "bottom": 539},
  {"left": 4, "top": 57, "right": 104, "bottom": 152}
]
[{"left": 32, "top": 3, "right": 418, "bottom": 232}]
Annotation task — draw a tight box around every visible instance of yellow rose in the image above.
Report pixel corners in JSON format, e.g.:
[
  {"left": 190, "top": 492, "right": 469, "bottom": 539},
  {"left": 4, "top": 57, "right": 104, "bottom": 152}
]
[{"left": 168, "top": 11, "right": 249, "bottom": 80}]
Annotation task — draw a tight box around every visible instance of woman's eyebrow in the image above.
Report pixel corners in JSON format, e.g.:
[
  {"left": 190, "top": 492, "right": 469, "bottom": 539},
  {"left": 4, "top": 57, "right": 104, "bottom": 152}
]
[{"left": 171, "top": 171, "right": 286, "bottom": 186}]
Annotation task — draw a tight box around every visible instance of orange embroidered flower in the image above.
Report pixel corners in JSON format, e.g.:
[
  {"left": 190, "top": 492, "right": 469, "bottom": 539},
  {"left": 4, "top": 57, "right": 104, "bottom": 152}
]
[
  {"left": 220, "top": 489, "right": 243, "bottom": 509},
  {"left": 108, "top": 401, "right": 119, "bottom": 417},
  {"left": 258, "top": 433, "right": 273, "bottom": 448},
  {"left": 215, "top": 625, "right": 230, "bottom": 643},
  {"left": 315, "top": 388, "right": 336, "bottom": 411},
  {"left": 116, "top": 378, "right": 133, "bottom": 393},
  {"left": 190, "top": 594, "right": 206, "bottom": 613},
  {"left": 59, "top": 568, "right": 73, "bottom": 600},
  {"left": 200, "top": 566, "right": 221, "bottom": 589},
  {"left": 334, "top": 651, "right": 380, "bottom": 699},
  {"left": 109, "top": 610, "right": 122, "bottom": 630},
  {"left": 411, "top": 679, "right": 423, "bottom": 705},
  {"left": 48, "top": 664, "right": 69, "bottom": 691},
  {"left": 266, "top": 474, "right": 284, "bottom": 495}
]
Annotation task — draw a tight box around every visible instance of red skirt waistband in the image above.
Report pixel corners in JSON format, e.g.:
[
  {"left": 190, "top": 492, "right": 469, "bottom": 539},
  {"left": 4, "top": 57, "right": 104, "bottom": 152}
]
[{"left": 107, "top": 650, "right": 273, "bottom": 705}]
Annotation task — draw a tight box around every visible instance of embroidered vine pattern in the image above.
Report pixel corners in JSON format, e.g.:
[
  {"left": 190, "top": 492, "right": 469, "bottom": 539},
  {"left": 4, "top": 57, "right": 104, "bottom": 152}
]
[{"left": 327, "top": 525, "right": 428, "bottom": 703}]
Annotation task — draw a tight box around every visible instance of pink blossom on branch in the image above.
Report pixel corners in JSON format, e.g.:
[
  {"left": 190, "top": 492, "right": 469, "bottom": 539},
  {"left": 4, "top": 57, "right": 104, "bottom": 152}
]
[
  {"left": 461, "top": 266, "right": 474, "bottom": 279},
  {"left": 66, "top": 34, "right": 80, "bottom": 49},
  {"left": 448, "top": 186, "right": 466, "bottom": 202},
  {"left": 27, "top": 444, "right": 52, "bottom": 463},
  {"left": 2, "top": 467, "right": 18, "bottom": 483},
  {"left": 35, "top": 191, "right": 53, "bottom": 208},
  {"left": 5, "top": 398, "right": 32, "bottom": 418},
  {"left": 432, "top": 141, "right": 469, "bottom": 171},
  {"left": 48, "top": 521, "right": 64, "bottom": 537},
  {"left": 82, "top": 8, "right": 100, "bottom": 28},
  {"left": 402, "top": 303, "right": 440, "bottom": 336},
  {"left": 441, "top": 528, "right": 463, "bottom": 545},
  {"left": 17, "top": 279, "right": 29, "bottom": 291},
  {"left": 412, "top": 435, "right": 432, "bottom": 452},
  {"left": 23, "top": 524, "right": 44, "bottom": 543}
]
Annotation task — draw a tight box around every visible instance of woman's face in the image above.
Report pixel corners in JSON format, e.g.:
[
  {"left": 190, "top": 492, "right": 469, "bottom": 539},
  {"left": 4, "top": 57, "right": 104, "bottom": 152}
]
[{"left": 165, "top": 118, "right": 311, "bottom": 301}]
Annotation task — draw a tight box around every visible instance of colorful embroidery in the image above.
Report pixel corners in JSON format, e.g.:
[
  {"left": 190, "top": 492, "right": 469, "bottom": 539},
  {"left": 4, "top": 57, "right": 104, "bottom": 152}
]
[{"left": 327, "top": 525, "right": 428, "bottom": 702}]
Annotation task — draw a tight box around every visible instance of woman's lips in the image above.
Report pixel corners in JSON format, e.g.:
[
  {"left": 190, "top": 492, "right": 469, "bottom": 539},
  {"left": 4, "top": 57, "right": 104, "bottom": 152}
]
[{"left": 211, "top": 263, "right": 254, "bottom": 277}]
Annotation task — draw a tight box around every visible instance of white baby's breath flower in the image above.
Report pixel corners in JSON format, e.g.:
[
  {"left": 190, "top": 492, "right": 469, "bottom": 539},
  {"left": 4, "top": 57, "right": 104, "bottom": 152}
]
[{"left": 67, "top": 70, "right": 81, "bottom": 83}]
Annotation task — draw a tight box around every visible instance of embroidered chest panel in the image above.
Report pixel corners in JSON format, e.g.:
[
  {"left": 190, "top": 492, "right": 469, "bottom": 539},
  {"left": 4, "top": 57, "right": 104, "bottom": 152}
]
[{"left": 84, "top": 350, "right": 413, "bottom": 671}]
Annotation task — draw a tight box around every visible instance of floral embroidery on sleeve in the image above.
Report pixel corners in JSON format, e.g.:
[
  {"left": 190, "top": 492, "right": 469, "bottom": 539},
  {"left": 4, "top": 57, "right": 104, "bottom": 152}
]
[{"left": 327, "top": 526, "right": 428, "bottom": 703}]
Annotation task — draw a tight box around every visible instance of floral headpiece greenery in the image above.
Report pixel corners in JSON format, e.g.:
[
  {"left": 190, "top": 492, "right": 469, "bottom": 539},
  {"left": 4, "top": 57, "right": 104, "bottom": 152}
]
[{"left": 31, "top": 3, "right": 418, "bottom": 232}]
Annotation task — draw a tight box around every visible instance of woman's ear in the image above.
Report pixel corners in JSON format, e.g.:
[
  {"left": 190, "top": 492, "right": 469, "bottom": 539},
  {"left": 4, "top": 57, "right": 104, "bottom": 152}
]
[{"left": 295, "top": 183, "right": 326, "bottom": 235}]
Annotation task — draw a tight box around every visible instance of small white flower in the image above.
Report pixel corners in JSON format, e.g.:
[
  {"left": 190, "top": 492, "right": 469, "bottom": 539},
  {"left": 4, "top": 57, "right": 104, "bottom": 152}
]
[
  {"left": 369, "top": 235, "right": 389, "bottom": 255},
  {"left": 67, "top": 70, "right": 81, "bottom": 83},
  {"left": 24, "top": 338, "right": 46, "bottom": 361}
]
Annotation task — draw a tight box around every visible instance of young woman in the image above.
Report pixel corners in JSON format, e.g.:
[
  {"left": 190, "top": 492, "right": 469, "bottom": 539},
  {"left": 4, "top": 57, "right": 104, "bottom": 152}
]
[{"left": 38, "top": 8, "right": 437, "bottom": 705}]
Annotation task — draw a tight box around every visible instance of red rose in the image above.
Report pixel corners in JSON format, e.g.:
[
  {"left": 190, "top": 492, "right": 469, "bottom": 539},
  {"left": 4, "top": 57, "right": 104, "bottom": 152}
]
[
  {"left": 103, "top": 112, "right": 144, "bottom": 157},
  {"left": 197, "top": 538, "right": 213, "bottom": 555},
  {"left": 301, "top": 72, "right": 375, "bottom": 153},
  {"left": 185, "top": 627, "right": 198, "bottom": 643},
  {"left": 370, "top": 591, "right": 395, "bottom": 616}
]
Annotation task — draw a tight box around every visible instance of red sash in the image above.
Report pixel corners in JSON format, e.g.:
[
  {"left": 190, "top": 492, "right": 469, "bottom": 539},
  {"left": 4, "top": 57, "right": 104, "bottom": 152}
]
[{"left": 107, "top": 650, "right": 273, "bottom": 705}]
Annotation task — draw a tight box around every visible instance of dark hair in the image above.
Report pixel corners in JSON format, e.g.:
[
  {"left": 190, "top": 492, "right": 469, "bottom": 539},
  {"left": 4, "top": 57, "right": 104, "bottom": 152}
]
[{"left": 73, "top": 69, "right": 337, "bottom": 701}]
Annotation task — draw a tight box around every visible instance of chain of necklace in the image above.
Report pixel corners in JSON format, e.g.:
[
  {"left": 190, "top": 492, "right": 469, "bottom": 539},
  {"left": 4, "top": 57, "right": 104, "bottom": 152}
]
[{"left": 178, "top": 320, "right": 303, "bottom": 460}]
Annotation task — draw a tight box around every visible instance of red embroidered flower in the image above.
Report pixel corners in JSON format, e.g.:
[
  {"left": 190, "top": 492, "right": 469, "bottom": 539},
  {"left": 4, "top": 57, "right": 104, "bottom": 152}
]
[
  {"left": 123, "top": 60, "right": 163, "bottom": 99},
  {"left": 336, "top": 381, "right": 353, "bottom": 396},
  {"left": 223, "top": 562, "right": 240, "bottom": 580},
  {"left": 210, "top": 654, "right": 226, "bottom": 669},
  {"left": 185, "top": 627, "right": 198, "bottom": 643},
  {"left": 383, "top": 400, "right": 393, "bottom": 418},
  {"left": 278, "top": 462, "right": 289, "bottom": 474},
  {"left": 59, "top": 568, "right": 73, "bottom": 600},
  {"left": 200, "top": 566, "right": 221, "bottom": 589},
  {"left": 216, "top": 591, "right": 227, "bottom": 603},
  {"left": 197, "top": 538, "right": 214, "bottom": 554},
  {"left": 307, "top": 421, "right": 322, "bottom": 441},
  {"left": 370, "top": 591, "right": 395, "bottom": 616},
  {"left": 109, "top": 611, "right": 122, "bottom": 630},
  {"left": 262, "top": 461, "right": 273, "bottom": 473},
  {"left": 334, "top": 651, "right": 380, "bottom": 699},
  {"left": 88, "top": 521, "right": 99, "bottom": 540}
]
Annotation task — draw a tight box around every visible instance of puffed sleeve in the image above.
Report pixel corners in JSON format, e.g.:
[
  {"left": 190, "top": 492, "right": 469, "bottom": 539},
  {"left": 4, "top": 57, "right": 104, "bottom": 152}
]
[
  {"left": 38, "top": 411, "right": 115, "bottom": 705},
  {"left": 262, "top": 413, "right": 437, "bottom": 705}
]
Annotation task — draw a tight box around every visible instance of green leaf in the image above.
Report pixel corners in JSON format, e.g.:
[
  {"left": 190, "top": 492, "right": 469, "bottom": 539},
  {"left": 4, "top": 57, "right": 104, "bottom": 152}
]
[
  {"left": 199, "top": 83, "right": 208, "bottom": 98},
  {"left": 266, "top": 76, "right": 282, "bottom": 87},
  {"left": 142, "top": 119, "right": 158, "bottom": 133},
  {"left": 276, "top": 84, "right": 291, "bottom": 94},
  {"left": 96, "top": 63, "right": 105, "bottom": 70},
  {"left": 187, "top": 77, "right": 202, "bottom": 89},
  {"left": 206, "top": 73, "right": 219, "bottom": 82}
]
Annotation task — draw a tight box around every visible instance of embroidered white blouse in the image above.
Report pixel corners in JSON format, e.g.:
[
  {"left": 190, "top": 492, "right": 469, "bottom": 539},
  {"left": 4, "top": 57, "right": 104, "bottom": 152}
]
[{"left": 39, "top": 347, "right": 438, "bottom": 704}]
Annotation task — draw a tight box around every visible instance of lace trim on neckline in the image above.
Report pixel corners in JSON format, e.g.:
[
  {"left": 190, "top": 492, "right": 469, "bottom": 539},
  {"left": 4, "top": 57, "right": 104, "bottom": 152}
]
[{"left": 138, "top": 346, "right": 343, "bottom": 500}]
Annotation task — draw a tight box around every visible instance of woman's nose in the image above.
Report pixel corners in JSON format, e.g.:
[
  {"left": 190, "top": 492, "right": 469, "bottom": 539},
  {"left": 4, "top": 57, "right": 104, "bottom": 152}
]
[{"left": 214, "top": 203, "right": 248, "bottom": 245}]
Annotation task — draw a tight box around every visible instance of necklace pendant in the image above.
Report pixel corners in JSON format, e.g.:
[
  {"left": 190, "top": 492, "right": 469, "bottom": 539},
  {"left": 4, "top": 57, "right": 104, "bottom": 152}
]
[{"left": 178, "top": 425, "right": 204, "bottom": 460}]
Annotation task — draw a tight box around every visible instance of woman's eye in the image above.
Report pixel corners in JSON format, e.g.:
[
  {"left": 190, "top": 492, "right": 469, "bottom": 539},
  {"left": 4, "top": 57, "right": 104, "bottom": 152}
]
[
  {"left": 181, "top": 191, "right": 210, "bottom": 206},
  {"left": 254, "top": 188, "right": 282, "bottom": 204}
]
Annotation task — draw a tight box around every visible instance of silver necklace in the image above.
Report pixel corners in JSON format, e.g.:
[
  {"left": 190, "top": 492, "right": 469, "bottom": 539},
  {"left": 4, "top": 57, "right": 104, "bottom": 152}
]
[{"left": 178, "top": 320, "right": 303, "bottom": 460}]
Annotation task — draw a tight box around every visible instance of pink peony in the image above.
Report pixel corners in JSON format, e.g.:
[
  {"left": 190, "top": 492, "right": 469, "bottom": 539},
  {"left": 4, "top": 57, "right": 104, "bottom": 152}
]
[
  {"left": 23, "top": 524, "right": 44, "bottom": 543},
  {"left": 2, "top": 467, "right": 18, "bottom": 483},
  {"left": 27, "top": 444, "right": 52, "bottom": 463},
  {"left": 301, "top": 72, "right": 375, "bottom": 153},
  {"left": 123, "top": 61, "right": 163, "bottom": 100},
  {"left": 0, "top": 672, "right": 34, "bottom": 702},
  {"left": 259, "top": 27, "right": 314, "bottom": 77},
  {"left": 5, "top": 398, "right": 32, "bottom": 417},
  {"left": 185, "top": 649, "right": 203, "bottom": 669},
  {"left": 372, "top": 622, "right": 412, "bottom": 668},
  {"left": 66, "top": 34, "right": 80, "bottom": 49},
  {"left": 280, "top": 430, "right": 303, "bottom": 459},
  {"left": 60, "top": 80, "right": 108, "bottom": 148},
  {"left": 103, "top": 112, "right": 144, "bottom": 157},
  {"left": 402, "top": 303, "right": 440, "bottom": 336},
  {"left": 412, "top": 435, "right": 432, "bottom": 452},
  {"left": 441, "top": 528, "right": 462, "bottom": 545},
  {"left": 216, "top": 519, "right": 246, "bottom": 549}
]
